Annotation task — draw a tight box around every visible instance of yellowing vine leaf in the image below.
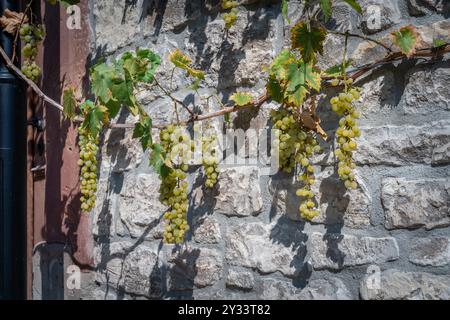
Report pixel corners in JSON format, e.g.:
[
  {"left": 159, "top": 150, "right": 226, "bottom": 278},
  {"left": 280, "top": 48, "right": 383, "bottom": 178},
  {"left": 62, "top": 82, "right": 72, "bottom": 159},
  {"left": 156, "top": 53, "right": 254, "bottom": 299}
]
[
  {"left": 230, "top": 92, "right": 253, "bottom": 106},
  {"left": 169, "top": 49, "right": 205, "bottom": 80},
  {"left": 269, "top": 49, "right": 295, "bottom": 80},
  {"left": 291, "top": 21, "right": 327, "bottom": 62},
  {"left": 222, "top": 0, "right": 238, "bottom": 10},
  {"left": 287, "top": 86, "right": 309, "bottom": 107},
  {"left": 391, "top": 25, "right": 421, "bottom": 58},
  {"left": 0, "top": 9, "right": 28, "bottom": 34},
  {"left": 285, "top": 60, "right": 321, "bottom": 106},
  {"left": 80, "top": 100, "right": 107, "bottom": 137},
  {"left": 62, "top": 88, "right": 77, "bottom": 120}
]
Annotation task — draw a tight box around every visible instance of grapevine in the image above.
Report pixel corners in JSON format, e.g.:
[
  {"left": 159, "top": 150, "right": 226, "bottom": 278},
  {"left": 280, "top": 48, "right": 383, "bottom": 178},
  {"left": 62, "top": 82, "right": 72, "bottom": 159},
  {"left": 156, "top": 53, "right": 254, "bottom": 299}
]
[
  {"left": 77, "top": 101, "right": 102, "bottom": 212},
  {"left": 330, "top": 79, "right": 361, "bottom": 190},
  {"left": 19, "top": 23, "right": 44, "bottom": 82},
  {"left": 77, "top": 126, "right": 99, "bottom": 212},
  {"left": 159, "top": 125, "right": 192, "bottom": 244},
  {"left": 271, "top": 108, "right": 321, "bottom": 220},
  {"left": 196, "top": 123, "right": 220, "bottom": 188},
  {"left": 1, "top": 0, "right": 447, "bottom": 245}
]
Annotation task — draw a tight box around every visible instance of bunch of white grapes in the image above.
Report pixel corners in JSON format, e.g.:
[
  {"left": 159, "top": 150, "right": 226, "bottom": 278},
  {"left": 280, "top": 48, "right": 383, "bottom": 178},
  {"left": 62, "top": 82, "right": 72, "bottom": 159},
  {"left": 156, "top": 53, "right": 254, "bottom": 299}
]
[
  {"left": 271, "top": 108, "right": 321, "bottom": 221},
  {"left": 330, "top": 79, "right": 361, "bottom": 190},
  {"left": 222, "top": 0, "right": 238, "bottom": 28},
  {"left": 77, "top": 127, "right": 99, "bottom": 212},
  {"left": 20, "top": 23, "right": 45, "bottom": 82},
  {"left": 159, "top": 125, "right": 192, "bottom": 244},
  {"left": 195, "top": 124, "right": 220, "bottom": 188}
]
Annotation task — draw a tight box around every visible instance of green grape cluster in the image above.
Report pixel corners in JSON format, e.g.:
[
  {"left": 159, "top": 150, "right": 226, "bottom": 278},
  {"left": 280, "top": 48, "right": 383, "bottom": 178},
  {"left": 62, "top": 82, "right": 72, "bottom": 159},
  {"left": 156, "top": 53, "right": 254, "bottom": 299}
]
[
  {"left": 159, "top": 125, "right": 192, "bottom": 244},
  {"left": 20, "top": 23, "right": 45, "bottom": 82},
  {"left": 195, "top": 124, "right": 220, "bottom": 188},
  {"left": 222, "top": 1, "right": 238, "bottom": 29},
  {"left": 270, "top": 108, "right": 321, "bottom": 221},
  {"left": 330, "top": 80, "right": 361, "bottom": 190},
  {"left": 77, "top": 126, "right": 99, "bottom": 213}
]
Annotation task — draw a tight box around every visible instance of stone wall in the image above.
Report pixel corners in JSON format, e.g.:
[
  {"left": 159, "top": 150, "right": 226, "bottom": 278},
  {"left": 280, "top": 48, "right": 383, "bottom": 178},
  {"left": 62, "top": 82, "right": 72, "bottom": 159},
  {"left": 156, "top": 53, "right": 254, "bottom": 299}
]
[{"left": 83, "top": 0, "right": 450, "bottom": 300}]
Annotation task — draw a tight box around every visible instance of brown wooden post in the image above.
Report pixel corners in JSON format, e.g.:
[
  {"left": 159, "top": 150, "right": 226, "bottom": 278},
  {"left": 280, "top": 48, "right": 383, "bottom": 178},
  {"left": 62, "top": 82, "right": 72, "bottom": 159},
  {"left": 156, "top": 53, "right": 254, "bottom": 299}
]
[{"left": 28, "top": 0, "right": 93, "bottom": 299}]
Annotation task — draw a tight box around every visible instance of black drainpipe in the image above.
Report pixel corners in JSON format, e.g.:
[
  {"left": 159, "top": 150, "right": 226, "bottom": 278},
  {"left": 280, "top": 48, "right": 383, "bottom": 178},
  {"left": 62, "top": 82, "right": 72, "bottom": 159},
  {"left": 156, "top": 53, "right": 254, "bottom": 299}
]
[{"left": 0, "top": 0, "right": 27, "bottom": 300}]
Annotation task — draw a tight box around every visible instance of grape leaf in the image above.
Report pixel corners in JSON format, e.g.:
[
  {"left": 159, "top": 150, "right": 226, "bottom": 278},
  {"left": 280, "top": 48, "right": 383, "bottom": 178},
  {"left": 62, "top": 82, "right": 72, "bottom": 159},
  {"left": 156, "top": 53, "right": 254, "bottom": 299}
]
[
  {"left": 150, "top": 144, "right": 170, "bottom": 178},
  {"left": 433, "top": 38, "right": 446, "bottom": 48},
  {"left": 286, "top": 63, "right": 305, "bottom": 92},
  {"left": 62, "top": 88, "right": 77, "bottom": 120},
  {"left": 342, "top": 0, "right": 362, "bottom": 13},
  {"left": 391, "top": 25, "right": 420, "bottom": 58},
  {"left": 301, "top": 61, "right": 321, "bottom": 91},
  {"left": 269, "top": 49, "right": 295, "bottom": 80},
  {"left": 291, "top": 21, "right": 327, "bottom": 62},
  {"left": 133, "top": 116, "right": 153, "bottom": 151},
  {"left": 80, "top": 100, "right": 105, "bottom": 137},
  {"left": 137, "top": 48, "right": 161, "bottom": 83},
  {"left": 222, "top": 0, "right": 238, "bottom": 9},
  {"left": 90, "top": 63, "right": 116, "bottom": 103},
  {"left": 286, "top": 61, "right": 321, "bottom": 93},
  {"left": 282, "top": 0, "right": 290, "bottom": 23},
  {"left": 287, "top": 85, "right": 308, "bottom": 107},
  {"left": 169, "top": 49, "right": 205, "bottom": 80},
  {"left": 320, "top": 0, "right": 332, "bottom": 21},
  {"left": 230, "top": 92, "right": 253, "bottom": 106},
  {"left": 267, "top": 77, "right": 283, "bottom": 102}
]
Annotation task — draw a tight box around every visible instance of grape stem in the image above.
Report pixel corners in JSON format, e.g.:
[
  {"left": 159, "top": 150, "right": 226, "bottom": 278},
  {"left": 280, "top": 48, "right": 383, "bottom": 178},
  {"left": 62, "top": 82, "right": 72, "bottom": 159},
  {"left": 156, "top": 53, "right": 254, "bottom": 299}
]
[{"left": 11, "top": 0, "right": 34, "bottom": 63}]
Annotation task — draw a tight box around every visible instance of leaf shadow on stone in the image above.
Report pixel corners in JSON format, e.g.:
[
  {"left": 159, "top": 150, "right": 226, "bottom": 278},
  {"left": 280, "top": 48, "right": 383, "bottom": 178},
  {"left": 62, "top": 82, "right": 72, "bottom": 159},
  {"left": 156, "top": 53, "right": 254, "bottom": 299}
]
[
  {"left": 104, "top": 108, "right": 135, "bottom": 172},
  {"left": 241, "top": 0, "right": 279, "bottom": 46},
  {"left": 185, "top": 1, "right": 221, "bottom": 71},
  {"left": 319, "top": 173, "right": 348, "bottom": 269},
  {"left": 268, "top": 172, "right": 311, "bottom": 289},
  {"left": 165, "top": 247, "right": 201, "bottom": 299},
  {"left": 125, "top": 0, "right": 169, "bottom": 38},
  {"left": 186, "top": 173, "right": 219, "bottom": 242}
]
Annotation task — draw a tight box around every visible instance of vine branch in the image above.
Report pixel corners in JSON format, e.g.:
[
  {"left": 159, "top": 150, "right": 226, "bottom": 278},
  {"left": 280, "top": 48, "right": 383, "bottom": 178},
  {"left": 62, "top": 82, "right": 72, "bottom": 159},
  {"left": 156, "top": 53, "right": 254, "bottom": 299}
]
[
  {"left": 1, "top": 42, "right": 449, "bottom": 129},
  {"left": 327, "top": 29, "right": 393, "bottom": 52},
  {"left": 0, "top": 45, "right": 64, "bottom": 112}
]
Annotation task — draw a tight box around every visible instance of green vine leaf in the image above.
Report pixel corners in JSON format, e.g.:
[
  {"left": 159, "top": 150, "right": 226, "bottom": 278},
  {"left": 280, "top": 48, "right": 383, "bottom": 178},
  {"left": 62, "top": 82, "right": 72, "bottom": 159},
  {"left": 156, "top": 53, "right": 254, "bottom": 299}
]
[
  {"left": 230, "top": 92, "right": 253, "bottom": 106},
  {"left": 90, "top": 63, "right": 116, "bottom": 104},
  {"left": 267, "top": 77, "right": 283, "bottom": 103},
  {"left": 137, "top": 48, "right": 161, "bottom": 83},
  {"left": 286, "top": 61, "right": 321, "bottom": 93},
  {"left": 133, "top": 116, "right": 153, "bottom": 151},
  {"left": 287, "top": 85, "right": 309, "bottom": 107},
  {"left": 150, "top": 144, "right": 170, "bottom": 178},
  {"left": 342, "top": 0, "right": 362, "bottom": 13},
  {"left": 433, "top": 37, "right": 446, "bottom": 48},
  {"left": 391, "top": 25, "right": 420, "bottom": 58},
  {"left": 320, "top": 0, "right": 332, "bottom": 21},
  {"left": 291, "top": 21, "right": 327, "bottom": 62},
  {"left": 80, "top": 100, "right": 106, "bottom": 137},
  {"left": 62, "top": 88, "right": 77, "bottom": 120},
  {"left": 269, "top": 49, "right": 295, "bottom": 80},
  {"left": 282, "top": 0, "right": 290, "bottom": 23},
  {"left": 169, "top": 49, "right": 205, "bottom": 80}
]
